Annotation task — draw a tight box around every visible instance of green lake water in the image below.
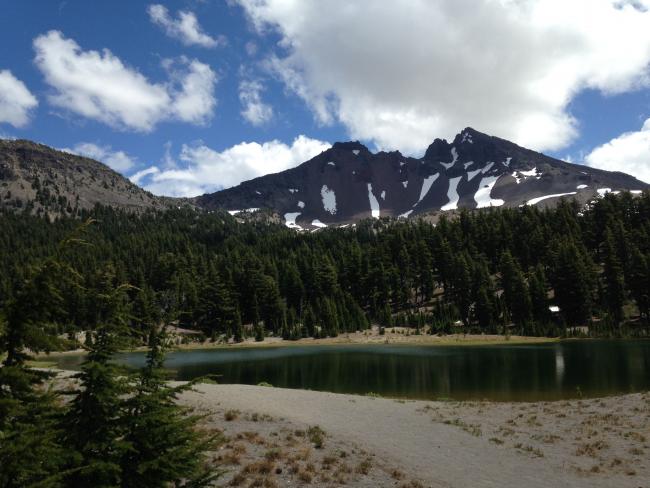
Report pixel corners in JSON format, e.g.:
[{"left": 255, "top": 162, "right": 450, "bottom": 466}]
[{"left": 53, "top": 340, "right": 650, "bottom": 401}]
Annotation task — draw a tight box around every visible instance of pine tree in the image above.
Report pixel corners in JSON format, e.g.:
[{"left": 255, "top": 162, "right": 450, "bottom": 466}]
[
  {"left": 603, "top": 228, "right": 626, "bottom": 323},
  {"left": 474, "top": 286, "right": 494, "bottom": 330},
  {"left": 63, "top": 271, "right": 132, "bottom": 488},
  {"left": 500, "top": 252, "right": 532, "bottom": 332},
  {"left": 450, "top": 253, "right": 472, "bottom": 327},
  {"left": 0, "top": 247, "right": 78, "bottom": 487},
  {"left": 528, "top": 264, "right": 550, "bottom": 327},
  {"left": 472, "top": 260, "right": 495, "bottom": 331},
  {"left": 254, "top": 323, "right": 265, "bottom": 342},
  {"left": 131, "top": 284, "right": 159, "bottom": 339},
  {"left": 121, "top": 328, "right": 218, "bottom": 487},
  {"left": 303, "top": 304, "right": 315, "bottom": 338},
  {"left": 379, "top": 302, "right": 393, "bottom": 328},
  {"left": 552, "top": 241, "right": 595, "bottom": 326},
  {"left": 230, "top": 307, "right": 242, "bottom": 342},
  {"left": 628, "top": 246, "right": 649, "bottom": 322}
]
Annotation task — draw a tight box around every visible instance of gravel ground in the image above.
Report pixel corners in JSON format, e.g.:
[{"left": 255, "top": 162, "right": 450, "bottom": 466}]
[{"left": 180, "top": 384, "right": 650, "bottom": 488}]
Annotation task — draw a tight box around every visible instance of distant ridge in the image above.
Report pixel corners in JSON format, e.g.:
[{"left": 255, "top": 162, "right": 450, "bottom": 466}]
[{"left": 0, "top": 139, "right": 178, "bottom": 216}]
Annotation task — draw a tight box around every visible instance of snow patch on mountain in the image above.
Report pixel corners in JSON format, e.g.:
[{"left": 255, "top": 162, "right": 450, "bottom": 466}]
[
  {"left": 441, "top": 147, "right": 459, "bottom": 170},
  {"left": 367, "top": 183, "right": 380, "bottom": 218},
  {"left": 415, "top": 173, "right": 440, "bottom": 206},
  {"left": 441, "top": 176, "right": 462, "bottom": 211},
  {"left": 597, "top": 188, "right": 621, "bottom": 197},
  {"left": 312, "top": 219, "right": 327, "bottom": 228},
  {"left": 576, "top": 184, "right": 588, "bottom": 190},
  {"left": 352, "top": 149, "right": 360, "bottom": 156},
  {"left": 482, "top": 162, "right": 495, "bottom": 174},
  {"left": 228, "top": 208, "right": 259, "bottom": 215},
  {"left": 402, "top": 180, "right": 408, "bottom": 188},
  {"left": 284, "top": 212, "right": 302, "bottom": 229},
  {"left": 321, "top": 185, "right": 337, "bottom": 214},
  {"left": 474, "top": 176, "right": 505, "bottom": 208},
  {"left": 399, "top": 210, "right": 413, "bottom": 218},
  {"left": 525, "top": 192, "right": 576, "bottom": 205},
  {"left": 380, "top": 190, "right": 386, "bottom": 200},
  {"left": 461, "top": 131, "right": 473, "bottom": 144},
  {"left": 512, "top": 167, "right": 541, "bottom": 184},
  {"left": 297, "top": 200, "right": 305, "bottom": 208},
  {"left": 467, "top": 168, "right": 482, "bottom": 181}
]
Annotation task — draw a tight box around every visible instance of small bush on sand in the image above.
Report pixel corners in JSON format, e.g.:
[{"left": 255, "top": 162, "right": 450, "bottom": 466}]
[
  {"left": 225, "top": 409, "right": 240, "bottom": 421},
  {"left": 356, "top": 458, "right": 372, "bottom": 475},
  {"left": 307, "top": 426, "right": 325, "bottom": 448}
]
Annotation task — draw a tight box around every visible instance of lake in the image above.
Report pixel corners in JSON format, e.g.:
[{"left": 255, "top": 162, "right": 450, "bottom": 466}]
[{"left": 53, "top": 340, "right": 650, "bottom": 401}]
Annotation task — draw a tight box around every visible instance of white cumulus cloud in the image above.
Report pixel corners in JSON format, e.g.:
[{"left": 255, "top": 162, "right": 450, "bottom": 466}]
[
  {"left": 148, "top": 4, "right": 224, "bottom": 48},
  {"left": 586, "top": 118, "right": 650, "bottom": 184},
  {"left": 239, "top": 79, "right": 273, "bottom": 125},
  {"left": 166, "top": 57, "right": 218, "bottom": 125},
  {"left": 138, "top": 135, "right": 330, "bottom": 197},
  {"left": 33, "top": 31, "right": 217, "bottom": 131},
  {"left": 130, "top": 166, "right": 161, "bottom": 186},
  {"left": 0, "top": 70, "right": 38, "bottom": 128},
  {"left": 62, "top": 142, "right": 137, "bottom": 172},
  {"left": 237, "top": 0, "right": 650, "bottom": 154}
]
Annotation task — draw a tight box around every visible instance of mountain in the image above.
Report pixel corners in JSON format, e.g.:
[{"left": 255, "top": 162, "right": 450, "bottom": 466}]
[
  {"left": 2, "top": 130, "right": 647, "bottom": 224},
  {"left": 0, "top": 139, "right": 177, "bottom": 216},
  {"left": 195, "top": 128, "right": 649, "bottom": 229}
]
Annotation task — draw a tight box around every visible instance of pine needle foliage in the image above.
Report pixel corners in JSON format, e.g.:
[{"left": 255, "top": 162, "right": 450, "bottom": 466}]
[{"left": 121, "top": 327, "right": 220, "bottom": 487}]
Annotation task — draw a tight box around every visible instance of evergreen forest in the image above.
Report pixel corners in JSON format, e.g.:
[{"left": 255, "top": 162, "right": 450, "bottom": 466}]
[{"left": 2, "top": 191, "right": 649, "bottom": 344}]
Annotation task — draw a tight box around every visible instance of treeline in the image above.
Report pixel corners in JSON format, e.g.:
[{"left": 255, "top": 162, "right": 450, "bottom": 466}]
[
  {"left": 0, "top": 234, "right": 218, "bottom": 487},
  {"left": 1, "top": 191, "right": 650, "bottom": 342}
]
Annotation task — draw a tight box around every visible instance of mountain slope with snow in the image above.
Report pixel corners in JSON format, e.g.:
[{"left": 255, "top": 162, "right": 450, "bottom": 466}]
[{"left": 194, "top": 128, "right": 649, "bottom": 228}]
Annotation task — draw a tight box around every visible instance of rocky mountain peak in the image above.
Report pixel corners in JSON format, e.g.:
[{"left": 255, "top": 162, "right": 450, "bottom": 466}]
[{"left": 195, "top": 128, "right": 648, "bottom": 229}]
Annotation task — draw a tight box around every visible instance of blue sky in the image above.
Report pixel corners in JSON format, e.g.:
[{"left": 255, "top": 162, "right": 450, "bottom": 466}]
[{"left": 1, "top": 0, "right": 650, "bottom": 195}]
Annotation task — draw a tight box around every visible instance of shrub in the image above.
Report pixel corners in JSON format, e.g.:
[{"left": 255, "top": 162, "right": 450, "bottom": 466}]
[{"left": 307, "top": 426, "right": 325, "bottom": 448}]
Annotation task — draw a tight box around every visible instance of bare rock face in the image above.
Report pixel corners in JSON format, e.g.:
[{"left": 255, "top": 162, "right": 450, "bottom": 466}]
[
  {"left": 193, "top": 128, "right": 649, "bottom": 229},
  {"left": 0, "top": 139, "right": 177, "bottom": 216}
]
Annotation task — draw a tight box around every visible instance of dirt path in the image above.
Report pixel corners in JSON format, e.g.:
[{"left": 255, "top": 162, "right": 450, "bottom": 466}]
[{"left": 182, "top": 384, "right": 650, "bottom": 488}]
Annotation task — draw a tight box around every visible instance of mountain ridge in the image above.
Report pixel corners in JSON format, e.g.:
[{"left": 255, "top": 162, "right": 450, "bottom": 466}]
[
  {"left": 1, "top": 129, "right": 647, "bottom": 224},
  {"left": 194, "top": 127, "right": 649, "bottom": 228},
  {"left": 0, "top": 138, "right": 186, "bottom": 217}
]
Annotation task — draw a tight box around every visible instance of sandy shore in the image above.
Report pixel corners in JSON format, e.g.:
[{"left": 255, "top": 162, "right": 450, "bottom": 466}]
[
  {"left": 180, "top": 384, "right": 650, "bottom": 488},
  {"left": 36, "top": 330, "right": 556, "bottom": 360},
  {"left": 177, "top": 329, "right": 557, "bottom": 349}
]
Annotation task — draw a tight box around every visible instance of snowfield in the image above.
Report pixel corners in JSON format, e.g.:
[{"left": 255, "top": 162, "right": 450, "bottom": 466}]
[
  {"left": 284, "top": 212, "right": 302, "bottom": 230},
  {"left": 321, "top": 185, "right": 337, "bottom": 214},
  {"left": 441, "top": 176, "right": 462, "bottom": 211},
  {"left": 474, "top": 176, "right": 505, "bottom": 208},
  {"left": 367, "top": 183, "right": 380, "bottom": 218},
  {"left": 415, "top": 173, "right": 440, "bottom": 206},
  {"left": 525, "top": 192, "right": 576, "bottom": 206}
]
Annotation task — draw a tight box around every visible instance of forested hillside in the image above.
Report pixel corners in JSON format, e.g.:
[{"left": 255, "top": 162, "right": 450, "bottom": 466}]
[{"left": 1, "top": 191, "right": 649, "bottom": 342}]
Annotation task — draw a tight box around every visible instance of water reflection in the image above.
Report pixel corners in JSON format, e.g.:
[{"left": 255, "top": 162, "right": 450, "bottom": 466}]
[
  {"left": 53, "top": 340, "right": 650, "bottom": 401},
  {"left": 555, "top": 346, "right": 565, "bottom": 385}
]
